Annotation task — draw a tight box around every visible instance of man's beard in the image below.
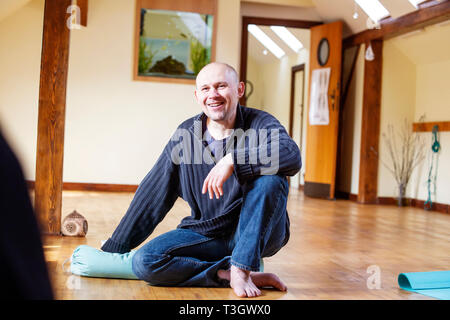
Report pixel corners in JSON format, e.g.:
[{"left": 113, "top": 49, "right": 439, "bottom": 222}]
[{"left": 207, "top": 111, "right": 227, "bottom": 121}]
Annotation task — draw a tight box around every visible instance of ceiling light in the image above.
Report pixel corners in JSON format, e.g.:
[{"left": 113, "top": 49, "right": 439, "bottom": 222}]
[
  {"left": 248, "top": 24, "right": 285, "bottom": 59},
  {"left": 355, "top": 0, "right": 390, "bottom": 23},
  {"left": 270, "top": 26, "right": 303, "bottom": 53},
  {"left": 353, "top": 0, "right": 359, "bottom": 19},
  {"left": 263, "top": 49, "right": 268, "bottom": 55},
  {"left": 408, "top": 0, "right": 428, "bottom": 8}
]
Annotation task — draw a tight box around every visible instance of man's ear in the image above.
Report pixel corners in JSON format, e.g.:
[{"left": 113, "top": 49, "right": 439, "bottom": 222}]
[
  {"left": 194, "top": 89, "right": 199, "bottom": 103},
  {"left": 237, "top": 81, "right": 245, "bottom": 98}
]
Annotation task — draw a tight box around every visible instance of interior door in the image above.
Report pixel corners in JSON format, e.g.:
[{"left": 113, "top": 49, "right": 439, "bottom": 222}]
[
  {"left": 295, "top": 69, "right": 305, "bottom": 182},
  {"left": 290, "top": 67, "right": 305, "bottom": 189},
  {"left": 304, "top": 21, "right": 343, "bottom": 199}
]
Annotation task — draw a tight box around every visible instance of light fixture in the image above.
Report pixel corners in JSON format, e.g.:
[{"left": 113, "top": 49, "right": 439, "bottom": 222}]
[
  {"left": 408, "top": 0, "right": 428, "bottom": 9},
  {"left": 270, "top": 26, "right": 303, "bottom": 53},
  {"left": 248, "top": 24, "right": 285, "bottom": 59},
  {"left": 353, "top": 0, "right": 359, "bottom": 19},
  {"left": 365, "top": 42, "right": 375, "bottom": 61},
  {"left": 263, "top": 49, "right": 268, "bottom": 55},
  {"left": 354, "top": 0, "right": 390, "bottom": 23}
]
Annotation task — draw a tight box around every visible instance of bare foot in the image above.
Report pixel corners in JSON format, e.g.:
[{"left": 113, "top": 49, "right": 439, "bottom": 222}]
[
  {"left": 217, "top": 266, "right": 287, "bottom": 298},
  {"left": 249, "top": 272, "right": 287, "bottom": 292}
]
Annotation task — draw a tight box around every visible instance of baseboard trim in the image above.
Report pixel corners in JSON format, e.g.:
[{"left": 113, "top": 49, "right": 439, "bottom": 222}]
[
  {"left": 27, "top": 181, "right": 138, "bottom": 192},
  {"left": 335, "top": 191, "right": 448, "bottom": 214},
  {"left": 373, "top": 195, "right": 448, "bottom": 214},
  {"left": 335, "top": 191, "right": 357, "bottom": 201},
  {"left": 409, "top": 198, "right": 449, "bottom": 214}
]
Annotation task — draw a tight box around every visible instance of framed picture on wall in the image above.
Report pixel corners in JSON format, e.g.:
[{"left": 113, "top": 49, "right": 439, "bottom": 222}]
[{"left": 134, "top": 0, "right": 217, "bottom": 84}]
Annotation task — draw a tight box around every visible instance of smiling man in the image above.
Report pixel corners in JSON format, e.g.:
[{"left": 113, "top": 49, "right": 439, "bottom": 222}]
[{"left": 101, "top": 62, "right": 302, "bottom": 298}]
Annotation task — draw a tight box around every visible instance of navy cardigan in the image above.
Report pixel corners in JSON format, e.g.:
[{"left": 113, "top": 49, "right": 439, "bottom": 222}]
[{"left": 101, "top": 105, "right": 301, "bottom": 253}]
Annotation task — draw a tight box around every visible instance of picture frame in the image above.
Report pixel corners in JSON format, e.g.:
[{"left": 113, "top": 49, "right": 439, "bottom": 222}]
[{"left": 133, "top": 0, "right": 218, "bottom": 84}]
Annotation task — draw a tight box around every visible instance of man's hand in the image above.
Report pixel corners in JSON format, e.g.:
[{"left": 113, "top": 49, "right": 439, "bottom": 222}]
[{"left": 202, "top": 153, "right": 234, "bottom": 199}]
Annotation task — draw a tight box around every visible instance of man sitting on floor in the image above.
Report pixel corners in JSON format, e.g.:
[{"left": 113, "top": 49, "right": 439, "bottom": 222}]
[{"left": 101, "top": 62, "right": 302, "bottom": 298}]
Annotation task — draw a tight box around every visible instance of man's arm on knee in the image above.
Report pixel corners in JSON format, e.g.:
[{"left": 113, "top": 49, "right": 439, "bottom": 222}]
[{"left": 231, "top": 113, "right": 302, "bottom": 185}]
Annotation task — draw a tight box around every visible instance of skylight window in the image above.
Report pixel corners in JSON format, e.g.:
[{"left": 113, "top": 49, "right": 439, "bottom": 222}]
[
  {"left": 248, "top": 24, "right": 285, "bottom": 59},
  {"left": 355, "top": 0, "right": 390, "bottom": 23},
  {"left": 270, "top": 26, "right": 304, "bottom": 53},
  {"left": 408, "top": 0, "right": 428, "bottom": 9}
]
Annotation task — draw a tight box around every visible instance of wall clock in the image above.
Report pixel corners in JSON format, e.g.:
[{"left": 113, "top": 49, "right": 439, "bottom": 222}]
[{"left": 317, "top": 38, "right": 330, "bottom": 66}]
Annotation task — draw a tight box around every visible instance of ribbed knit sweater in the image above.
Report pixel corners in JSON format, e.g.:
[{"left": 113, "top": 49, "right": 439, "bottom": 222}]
[{"left": 101, "top": 105, "right": 302, "bottom": 253}]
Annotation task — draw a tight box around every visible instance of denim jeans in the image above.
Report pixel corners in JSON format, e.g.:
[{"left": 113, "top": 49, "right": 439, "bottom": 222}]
[{"left": 131, "top": 174, "right": 290, "bottom": 287}]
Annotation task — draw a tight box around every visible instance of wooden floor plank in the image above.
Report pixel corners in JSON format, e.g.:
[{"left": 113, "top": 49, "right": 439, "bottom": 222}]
[{"left": 41, "top": 188, "right": 450, "bottom": 300}]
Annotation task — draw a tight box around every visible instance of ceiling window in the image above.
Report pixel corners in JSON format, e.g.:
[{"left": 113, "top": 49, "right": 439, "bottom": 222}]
[
  {"left": 355, "top": 0, "right": 390, "bottom": 22},
  {"left": 270, "top": 26, "right": 304, "bottom": 53},
  {"left": 408, "top": 0, "right": 428, "bottom": 8},
  {"left": 248, "top": 24, "right": 285, "bottom": 59}
]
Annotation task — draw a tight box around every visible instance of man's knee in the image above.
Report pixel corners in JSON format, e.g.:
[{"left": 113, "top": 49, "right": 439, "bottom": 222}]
[
  {"left": 131, "top": 249, "right": 147, "bottom": 280},
  {"left": 132, "top": 249, "right": 165, "bottom": 284},
  {"left": 251, "top": 174, "right": 289, "bottom": 195}
]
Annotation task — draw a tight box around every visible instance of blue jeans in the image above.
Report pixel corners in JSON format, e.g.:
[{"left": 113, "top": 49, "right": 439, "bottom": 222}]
[{"left": 131, "top": 174, "right": 290, "bottom": 287}]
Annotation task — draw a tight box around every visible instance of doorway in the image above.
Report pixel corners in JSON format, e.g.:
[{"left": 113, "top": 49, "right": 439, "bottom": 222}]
[
  {"left": 240, "top": 16, "right": 320, "bottom": 189},
  {"left": 240, "top": 17, "right": 320, "bottom": 106},
  {"left": 289, "top": 64, "right": 305, "bottom": 189}
]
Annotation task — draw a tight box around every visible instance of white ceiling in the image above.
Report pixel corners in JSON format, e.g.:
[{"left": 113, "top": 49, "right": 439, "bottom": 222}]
[
  {"left": 242, "top": 0, "right": 443, "bottom": 36},
  {"left": 246, "top": 0, "right": 449, "bottom": 64},
  {"left": 311, "top": 0, "right": 420, "bottom": 36}
]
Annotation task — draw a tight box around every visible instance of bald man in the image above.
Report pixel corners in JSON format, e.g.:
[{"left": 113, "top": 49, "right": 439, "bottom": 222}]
[{"left": 101, "top": 62, "right": 302, "bottom": 298}]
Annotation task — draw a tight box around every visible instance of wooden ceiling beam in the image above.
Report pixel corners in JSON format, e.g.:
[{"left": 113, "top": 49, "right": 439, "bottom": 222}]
[{"left": 344, "top": 0, "right": 450, "bottom": 48}]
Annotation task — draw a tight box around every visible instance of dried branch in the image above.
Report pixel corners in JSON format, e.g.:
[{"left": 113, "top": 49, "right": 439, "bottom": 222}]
[{"left": 376, "top": 115, "right": 426, "bottom": 200}]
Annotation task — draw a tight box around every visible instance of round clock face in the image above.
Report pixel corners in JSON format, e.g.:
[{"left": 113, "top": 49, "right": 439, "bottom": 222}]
[{"left": 318, "top": 38, "right": 330, "bottom": 66}]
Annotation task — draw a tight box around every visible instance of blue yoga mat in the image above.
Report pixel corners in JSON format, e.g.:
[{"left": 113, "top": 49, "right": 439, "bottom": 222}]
[{"left": 398, "top": 271, "right": 450, "bottom": 300}]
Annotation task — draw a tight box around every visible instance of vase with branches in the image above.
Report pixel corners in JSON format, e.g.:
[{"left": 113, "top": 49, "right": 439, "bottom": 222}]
[{"left": 376, "top": 116, "right": 426, "bottom": 206}]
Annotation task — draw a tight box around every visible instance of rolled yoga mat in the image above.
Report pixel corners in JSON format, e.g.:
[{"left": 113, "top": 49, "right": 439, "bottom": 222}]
[
  {"left": 398, "top": 271, "right": 450, "bottom": 300},
  {"left": 67, "top": 245, "right": 265, "bottom": 280},
  {"left": 68, "top": 245, "right": 139, "bottom": 279}
]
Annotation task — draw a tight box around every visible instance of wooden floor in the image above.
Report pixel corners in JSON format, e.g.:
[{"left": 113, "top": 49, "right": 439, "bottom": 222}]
[{"left": 42, "top": 188, "right": 450, "bottom": 300}]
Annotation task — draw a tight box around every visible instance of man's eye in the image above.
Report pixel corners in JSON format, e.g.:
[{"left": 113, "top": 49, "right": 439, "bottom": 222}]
[
  {"left": 202, "top": 87, "right": 208, "bottom": 92},
  {"left": 219, "top": 84, "right": 226, "bottom": 88}
]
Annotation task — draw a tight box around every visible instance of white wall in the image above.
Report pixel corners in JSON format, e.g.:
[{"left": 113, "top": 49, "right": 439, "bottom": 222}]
[
  {"left": 246, "top": 55, "right": 264, "bottom": 110},
  {"left": 378, "top": 40, "right": 417, "bottom": 198},
  {"left": 411, "top": 60, "right": 450, "bottom": 204},
  {"left": 0, "top": 0, "right": 43, "bottom": 178},
  {"left": 377, "top": 32, "right": 450, "bottom": 205},
  {"left": 0, "top": 0, "right": 241, "bottom": 184},
  {"left": 0, "top": 0, "right": 32, "bottom": 21},
  {"left": 340, "top": 26, "right": 450, "bottom": 207}
]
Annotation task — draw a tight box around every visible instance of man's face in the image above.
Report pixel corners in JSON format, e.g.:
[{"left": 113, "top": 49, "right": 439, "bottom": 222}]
[{"left": 194, "top": 64, "right": 245, "bottom": 124}]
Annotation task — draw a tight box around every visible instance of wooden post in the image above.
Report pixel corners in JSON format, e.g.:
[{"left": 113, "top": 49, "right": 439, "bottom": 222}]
[
  {"left": 35, "top": 0, "right": 72, "bottom": 234},
  {"left": 77, "top": 0, "right": 88, "bottom": 27},
  {"left": 357, "top": 40, "right": 383, "bottom": 204}
]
